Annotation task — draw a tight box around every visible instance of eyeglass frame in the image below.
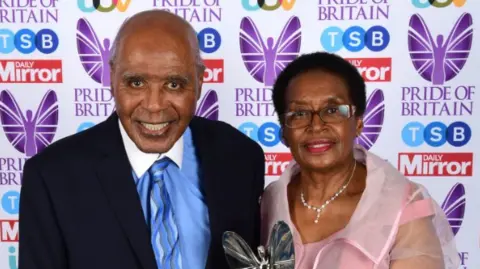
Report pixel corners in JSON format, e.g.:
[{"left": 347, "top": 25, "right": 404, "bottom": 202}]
[{"left": 281, "top": 104, "right": 357, "bottom": 129}]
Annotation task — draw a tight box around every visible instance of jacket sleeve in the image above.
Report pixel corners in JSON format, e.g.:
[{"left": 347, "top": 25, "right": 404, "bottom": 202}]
[{"left": 18, "top": 159, "right": 67, "bottom": 269}]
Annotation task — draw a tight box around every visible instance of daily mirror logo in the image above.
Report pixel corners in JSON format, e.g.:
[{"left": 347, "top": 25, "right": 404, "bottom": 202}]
[
  {"left": 265, "top": 153, "right": 292, "bottom": 176},
  {"left": 203, "top": 59, "right": 224, "bottom": 83},
  {"left": 0, "top": 60, "right": 63, "bottom": 83},
  {"left": 398, "top": 152, "right": 473, "bottom": 177},
  {"left": 346, "top": 58, "right": 392, "bottom": 82}
]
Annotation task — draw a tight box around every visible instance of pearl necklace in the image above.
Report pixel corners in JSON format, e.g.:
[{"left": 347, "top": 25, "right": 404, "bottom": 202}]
[{"left": 300, "top": 161, "right": 356, "bottom": 224}]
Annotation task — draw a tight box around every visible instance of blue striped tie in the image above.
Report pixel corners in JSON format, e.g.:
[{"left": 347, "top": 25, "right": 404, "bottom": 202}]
[{"left": 148, "top": 158, "right": 182, "bottom": 269}]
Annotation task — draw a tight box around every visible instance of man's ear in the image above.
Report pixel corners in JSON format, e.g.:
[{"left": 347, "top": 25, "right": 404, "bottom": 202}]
[
  {"left": 196, "top": 67, "right": 205, "bottom": 100},
  {"left": 109, "top": 59, "right": 117, "bottom": 95}
]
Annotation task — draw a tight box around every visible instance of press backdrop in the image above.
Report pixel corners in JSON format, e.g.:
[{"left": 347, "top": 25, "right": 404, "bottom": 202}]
[{"left": 0, "top": 0, "right": 478, "bottom": 268}]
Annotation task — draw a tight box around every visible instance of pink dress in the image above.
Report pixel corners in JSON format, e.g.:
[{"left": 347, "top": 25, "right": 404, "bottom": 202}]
[{"left": 260, "top": 145, "right": 460, "bottom": 268}]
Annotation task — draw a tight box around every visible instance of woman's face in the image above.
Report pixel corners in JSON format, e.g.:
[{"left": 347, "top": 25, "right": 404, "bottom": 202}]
[{"left": 282, "top": 70, "right": 363, "bottom": 171}]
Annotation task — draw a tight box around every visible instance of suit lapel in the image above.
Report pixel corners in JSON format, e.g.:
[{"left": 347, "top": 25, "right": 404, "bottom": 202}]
[
  {"left": 93, "top": 114, "right": 157, "bottom": 269},
  {"left": 189, "top": 117, "right": 230, "bottom": 268}
]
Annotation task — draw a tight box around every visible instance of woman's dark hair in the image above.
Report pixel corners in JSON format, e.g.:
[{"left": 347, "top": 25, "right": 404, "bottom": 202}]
[{"left": 272, "top": 51, "right": 366, "bottom": 125}]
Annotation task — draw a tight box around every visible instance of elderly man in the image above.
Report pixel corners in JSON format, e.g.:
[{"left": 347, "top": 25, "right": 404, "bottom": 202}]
[{"left": 18, "top": 10, "right": 265, "bottom": 269}]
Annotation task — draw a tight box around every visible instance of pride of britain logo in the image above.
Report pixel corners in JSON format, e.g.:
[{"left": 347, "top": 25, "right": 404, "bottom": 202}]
[
  {"left": 0, "top": 90, "right": 58, "bottom": 157},
  {"left": 408, "top": 12, "right": 473, "bottom": 85},
  {"left": 239, "top": 16, "right": 301, "bottom": 87}
]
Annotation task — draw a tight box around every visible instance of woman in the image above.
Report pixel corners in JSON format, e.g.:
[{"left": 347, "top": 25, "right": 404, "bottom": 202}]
[{"left": 260, "top": 52, "right": 459, "bottom": 268}]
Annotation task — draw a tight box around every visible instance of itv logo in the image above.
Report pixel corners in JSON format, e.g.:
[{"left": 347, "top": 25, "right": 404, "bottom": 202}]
[
  {"left": 242, "top": 0, "right": 296, "bottom": 11},
  {"left": 77, "top": 0, "right": 131, "bottom": 12},
  {"left": 8, "top": 245, "right": 17, "bottom": 269},
  {"left": 412, "top": 0, "right": 466, "bottom": 8}
]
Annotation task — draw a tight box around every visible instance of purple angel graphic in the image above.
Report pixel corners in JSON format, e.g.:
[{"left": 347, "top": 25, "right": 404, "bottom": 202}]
[
  {"left": 354, "top": 89, "right": 384, "bottom": 150},
  {"left": 441, "top": 183, "right": 465, "bottom": 236},
  {"left": 408, "top": 13, "right": 473, "bottom": 85},
  {"left": 195, "top": 89, "right": 218, "bottom": 121},
  {"left": 0, "top": 90, "right": 58, "bottom": 157},
  {"left": 239, "top": 16, "right": 301, "bottom": 87},
  {"left": 77, "top": 17, "right": 112, "bottom": 87}
]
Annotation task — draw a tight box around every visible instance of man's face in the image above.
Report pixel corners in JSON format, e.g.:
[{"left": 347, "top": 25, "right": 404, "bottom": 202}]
[{"left": 111, "top": 29, "right": 203, "bottom": 153}]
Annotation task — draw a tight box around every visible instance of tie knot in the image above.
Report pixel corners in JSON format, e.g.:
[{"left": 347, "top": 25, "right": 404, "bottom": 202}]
[{"left": 150, "top": 158, "right": 170, "bottom": 182}]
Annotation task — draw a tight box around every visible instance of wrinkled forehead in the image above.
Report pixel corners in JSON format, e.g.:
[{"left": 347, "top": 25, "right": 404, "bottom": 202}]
[{"left": 115, "top": 28, "right": 197, "bottom": 72}]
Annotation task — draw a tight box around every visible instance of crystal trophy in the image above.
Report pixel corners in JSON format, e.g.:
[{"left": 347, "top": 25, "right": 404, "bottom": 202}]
[{"left": 222, "top": 221, "right": 295, "bottom": 269}]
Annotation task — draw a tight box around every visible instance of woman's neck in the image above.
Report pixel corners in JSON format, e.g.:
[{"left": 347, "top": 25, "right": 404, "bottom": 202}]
[{"left": 298, "top": 157, "right": 357, "bottom": 204}]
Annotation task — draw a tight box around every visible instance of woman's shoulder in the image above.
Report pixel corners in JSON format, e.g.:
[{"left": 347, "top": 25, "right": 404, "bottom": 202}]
[
  {"left": 262, "top": 161, "right": 298, "bottom": 201},
  {"left": 364, "top": 150, "right": 412, "bottom": 187}
]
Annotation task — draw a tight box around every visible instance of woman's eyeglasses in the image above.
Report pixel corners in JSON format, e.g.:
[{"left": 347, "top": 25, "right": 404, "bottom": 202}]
[{"left": 283, "top": 104, "right": 356, "bottom": 129}]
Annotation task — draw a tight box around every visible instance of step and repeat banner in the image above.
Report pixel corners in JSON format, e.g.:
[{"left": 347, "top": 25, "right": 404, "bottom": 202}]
[{"left": 0, "top": 0, "right": 478, "bottom": 268}]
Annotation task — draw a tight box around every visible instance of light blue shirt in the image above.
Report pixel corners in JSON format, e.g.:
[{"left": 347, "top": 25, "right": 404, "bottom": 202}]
[{"left": 119, "top": 123, "right": 210, "bottom": 269}]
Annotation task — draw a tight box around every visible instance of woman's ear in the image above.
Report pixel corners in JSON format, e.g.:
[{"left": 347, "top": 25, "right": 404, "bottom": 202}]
[{"left": 355, "top": 117, "right": 364, "bottom": 137}]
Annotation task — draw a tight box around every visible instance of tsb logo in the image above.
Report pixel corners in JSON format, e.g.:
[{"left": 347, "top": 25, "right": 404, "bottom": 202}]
[
  {"left": 0, "top": 29, "right": 59, "bottom": 54},
  {"left": 321, "top": 26, "right": 390, "bottom": 52},
  {"left": 242, "top": 0, "right": 295, "bottom": 11},
  {"left": 346, "top": 58, "right": 391, "bottom": 82},
  {"left": 402, "top": 121, "right": 471, "bottom": 147},
  {"left": 78, "top": 0, "right": 131, "bottom": 12},
  {"left": 1, "top": 191, "right": 19, "bottom": 215},
  {"left": 203, "top": 59, "right": 223, "bottom": 83},
  {"left": 238, "top": 122, "right": 282, "bottom": 147},
  {"left": 412, "top": 0, "right": 466, "bottom": 8},
  {"left": 197, "top": 28, "right": 221, "bottom": 53},
  {"left": 77, "top": 121, "right": 95, "bottom": 133}
]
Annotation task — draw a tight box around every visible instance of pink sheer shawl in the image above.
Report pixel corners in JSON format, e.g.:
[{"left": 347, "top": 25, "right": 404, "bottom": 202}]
[{"left": 260, "top": 145, "right": 459, "bottom": 268}]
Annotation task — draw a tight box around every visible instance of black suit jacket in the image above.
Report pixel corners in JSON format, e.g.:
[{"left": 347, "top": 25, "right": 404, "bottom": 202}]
[{"left": 18, "top": 113, "right": 265, "bottom": 269}]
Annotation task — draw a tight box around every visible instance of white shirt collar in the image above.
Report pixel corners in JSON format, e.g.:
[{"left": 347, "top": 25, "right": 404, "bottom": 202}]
[{"left": 118, "top": 120, "right": 183, "bottom": 178}]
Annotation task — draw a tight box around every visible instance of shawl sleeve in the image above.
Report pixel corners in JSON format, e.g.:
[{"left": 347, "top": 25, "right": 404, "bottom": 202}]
[{"left": 389, "top": 182, "right": 460, "bottom": 269}]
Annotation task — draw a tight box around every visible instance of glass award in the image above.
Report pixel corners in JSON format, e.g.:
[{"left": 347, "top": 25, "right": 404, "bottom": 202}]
[{"left": 222, "top": 221, "right": 295, "bottom": 269}]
